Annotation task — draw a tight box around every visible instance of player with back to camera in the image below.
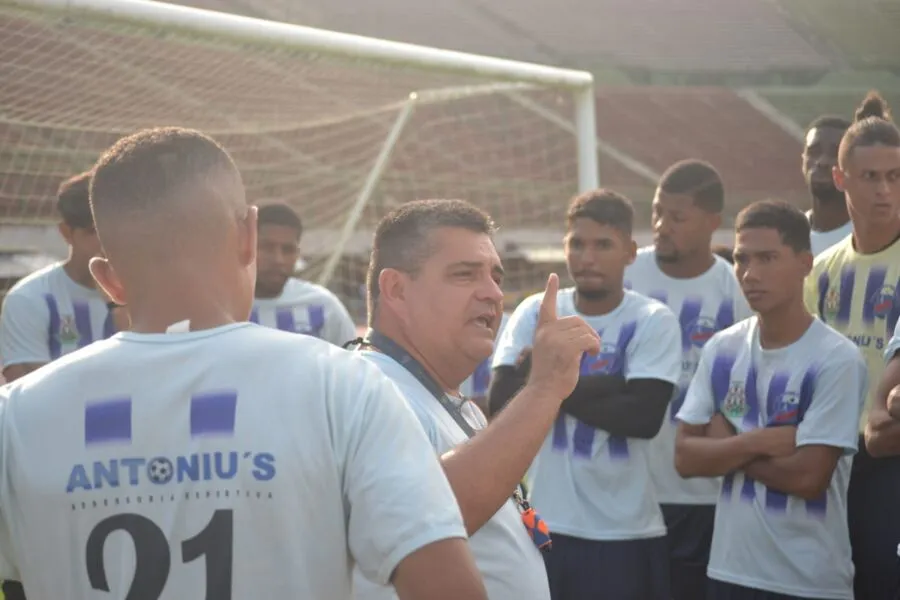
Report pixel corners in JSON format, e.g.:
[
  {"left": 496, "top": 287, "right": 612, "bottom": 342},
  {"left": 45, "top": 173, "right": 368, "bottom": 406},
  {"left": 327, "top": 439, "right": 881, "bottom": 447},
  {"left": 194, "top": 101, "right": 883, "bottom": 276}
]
[
  {"left": 0, "top": 127, "right": 489, "bottom": 600},
  {"left": 0, "top": 172, "right": 117, "bottom": 383},
  {"left": 352, "top": 199, "right": 601, "bottom": 600},
  {"left": 802, "top": 115, "right": 853, "bottom": 256},
  {"left": 490, "top": 189, "right": 683, "bottom": 600},
  {"left": 806, "top": 92, "right": 900, "bottom": 600},
  {"left": 624, "top": 160, "right": 752, "bottom": 600},
  {"left": 251, "top": 202, "right": 357, "bottom": 346},
  {"left": 676, "top": 200, "right": 867, "bottom": 600}
]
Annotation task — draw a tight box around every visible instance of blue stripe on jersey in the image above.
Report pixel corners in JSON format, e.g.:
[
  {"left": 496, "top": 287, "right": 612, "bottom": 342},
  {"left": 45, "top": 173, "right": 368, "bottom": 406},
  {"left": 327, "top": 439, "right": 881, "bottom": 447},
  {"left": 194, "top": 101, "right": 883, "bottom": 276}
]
[
  {"left": 711, "top": 352, "right": 737, "bottom": 412},
  {"left": 307, "top": 305, "right": 325, "bottom": 336},
  {"left": 647, "top": 290, "right": 667, "bottom": 304},
  {"left": 889, "top": 277, "right": 900, "bottom": 335},
  {"left": 715, "top": 298, "right": 736, "bottom": 331},
  {"left": 555, "top": 321, "right": 637, "bottom": 459},
  {"left": 862, "top": 266, "right": 888, "bottom": 324},
  {"left": 722, "top": 473, "right": 734, "bottom": 499},
  {"left": 471, "top": 359, "right": 491, "bottom": 396},
  {"left": 836, "top": 267, "right": 855, "bottom": 325},
  {"left": 73, "top": 301, "right": 93, "bottom": 348},
  {"left": 44, "top": 294, "right": 61, "bottom": 360},
  {"left": 764, "top": 372, "right": 790, "bottom": 426},
  {"left": 85, "top": 398, "right": 132, "bottom": 445},
  {"left": 679, "top": 298, "right": 703, "bottom": 352},
  {"left": 275, "top": 307, "right": 295, "bottom": 332},
  {"left": 190, "top": 391, "right": 238, "bottom": 438},
  {"left": 816, "top": 271, "right": 830, "bottom": 320},
  {"left": 249, "top": 308, "right": 259, "bottom": 324}
]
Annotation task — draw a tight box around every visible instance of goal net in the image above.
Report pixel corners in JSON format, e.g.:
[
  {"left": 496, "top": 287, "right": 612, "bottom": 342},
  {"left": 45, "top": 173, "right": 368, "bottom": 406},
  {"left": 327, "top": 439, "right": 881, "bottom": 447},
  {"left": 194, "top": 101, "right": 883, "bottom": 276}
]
[{"left": 0, "top": 0, "right": 598, "bottom": 322}]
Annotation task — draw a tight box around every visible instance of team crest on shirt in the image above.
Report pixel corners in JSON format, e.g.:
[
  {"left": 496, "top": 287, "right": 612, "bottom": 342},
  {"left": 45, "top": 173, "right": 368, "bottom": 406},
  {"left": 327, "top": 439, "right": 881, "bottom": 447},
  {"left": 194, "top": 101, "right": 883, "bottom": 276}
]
[
  {"left": 823, "top": 287, "right": 840, "bottom": 321},
  {"left": 771, "top": 391, "right": 801, "bottom": 425},
  {"left": 687, "top": 317, "right": 718, "bottom": 348},
  {"left": 58, "top": 315, "right": 79, "bottom": 344},
  {"left": 722, "top": 382, "right": 748, "bottom": 420},
  {"left": 581, "top": 342, "right": 621, "bottom": 375},
  {"left": 869, "top": 285, "right": 897, "bottom": 320}
]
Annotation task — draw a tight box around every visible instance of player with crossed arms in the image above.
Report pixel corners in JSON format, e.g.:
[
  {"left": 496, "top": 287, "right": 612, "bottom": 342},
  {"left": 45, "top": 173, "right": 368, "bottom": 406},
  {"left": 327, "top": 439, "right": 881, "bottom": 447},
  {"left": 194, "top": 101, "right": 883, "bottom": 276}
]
[{"left": 0, "top": 127, "right": 489, "bottom": 600}]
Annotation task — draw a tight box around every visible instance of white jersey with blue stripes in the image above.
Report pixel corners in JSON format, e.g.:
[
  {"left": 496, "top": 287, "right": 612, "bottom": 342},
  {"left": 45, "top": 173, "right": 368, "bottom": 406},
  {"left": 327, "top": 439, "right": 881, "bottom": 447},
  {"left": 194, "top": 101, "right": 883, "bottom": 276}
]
[
  {"left": 251, "top": 278, "right": 356, "bottom": 347},
  {"left": 493, "top": 288, "right": 681, "bottom": 541},
  {"left": 0, "top": 263, "right": 114, "bottom": 368},
  {"left": 677, "top": 317, "right": 866, "bottom": 599},
  {"left": 625, "top": 247, "right": 752, "bottom": 505}
]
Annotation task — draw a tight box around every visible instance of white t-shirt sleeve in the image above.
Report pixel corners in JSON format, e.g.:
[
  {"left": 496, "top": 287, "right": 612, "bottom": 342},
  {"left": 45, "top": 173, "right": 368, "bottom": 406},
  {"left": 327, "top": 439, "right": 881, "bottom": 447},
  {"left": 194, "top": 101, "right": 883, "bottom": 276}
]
[
  {"left": 884, "top": 318, "right": 900, "bottom": 363},
  {"left": 676, "top": 342, "right": 717, "bottom": 426},
  {"left": 341, "top": 366, "right": 466, "bottom": 585},
  {"left": 491, "top": 296, "right": 540, "bottom": 368},
  {"left": 796, "top": 352, "right": 868, "bottom": 454},
  {"left": 625, "top": 305, "right": 681, "bottom": 384},
  {"left": 0, "top": 292, "right": 51, "bottom": 367},
  {"left": 0, "top": 392, "right": 18, "bottom": 580},
  {"left": 322, "top": 295, "right": 358, "bottom": 348}
]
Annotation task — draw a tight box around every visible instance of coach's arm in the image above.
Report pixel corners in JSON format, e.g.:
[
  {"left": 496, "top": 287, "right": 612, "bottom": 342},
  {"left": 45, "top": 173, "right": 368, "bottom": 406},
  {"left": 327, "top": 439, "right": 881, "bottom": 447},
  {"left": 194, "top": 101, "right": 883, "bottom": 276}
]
[{"left": 865, "top": 351, "right": 900, "bottom": 458}]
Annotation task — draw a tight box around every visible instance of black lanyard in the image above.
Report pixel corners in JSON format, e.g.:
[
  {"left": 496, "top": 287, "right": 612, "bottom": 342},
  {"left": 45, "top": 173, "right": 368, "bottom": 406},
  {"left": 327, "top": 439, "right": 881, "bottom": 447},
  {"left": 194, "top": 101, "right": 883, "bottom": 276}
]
[{"left": 361, "top": 329, "right": 478, "bottom": 438}]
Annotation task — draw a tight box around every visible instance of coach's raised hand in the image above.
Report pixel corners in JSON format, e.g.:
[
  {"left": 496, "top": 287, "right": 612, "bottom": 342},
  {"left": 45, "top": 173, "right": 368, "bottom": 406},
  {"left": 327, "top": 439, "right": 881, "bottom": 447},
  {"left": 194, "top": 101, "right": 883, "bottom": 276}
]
[{"left": 528, "top": 273, "right": 600, "bottom": 400}]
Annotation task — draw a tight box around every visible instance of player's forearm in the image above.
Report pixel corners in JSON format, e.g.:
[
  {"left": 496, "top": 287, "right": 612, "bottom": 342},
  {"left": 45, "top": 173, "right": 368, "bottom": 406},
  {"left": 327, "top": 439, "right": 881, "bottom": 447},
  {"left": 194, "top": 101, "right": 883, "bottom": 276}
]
[
  {"left": 486, "top": 366, "right": 527, "bottom": 417},
  {"left": 561, "top": 379, "right": 670, "bottom": 439},
  {"left": 741, "top": 454, "right": 828, "bottom": 501},
  {"left": 2, "top": 362, "right": 43, "bottom": 382},
  {"left": 392, "top": 538, "right": 488, "bottom": 600},
  {"left": 441, "top": 382, "right": 561, "bottom": 535},
  {"left": 675, "top": 431, "right": 762, "bottom": 478},
  {"left": 865, "top": 408, "right": 900, "bottom": 458}
]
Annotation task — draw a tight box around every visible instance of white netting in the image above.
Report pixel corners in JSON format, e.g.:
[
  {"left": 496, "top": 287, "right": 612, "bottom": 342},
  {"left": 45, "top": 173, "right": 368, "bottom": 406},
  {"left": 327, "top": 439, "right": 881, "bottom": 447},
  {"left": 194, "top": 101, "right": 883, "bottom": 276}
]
[{"left": 0, "top": 0, "right": 595, "bottom": 319}]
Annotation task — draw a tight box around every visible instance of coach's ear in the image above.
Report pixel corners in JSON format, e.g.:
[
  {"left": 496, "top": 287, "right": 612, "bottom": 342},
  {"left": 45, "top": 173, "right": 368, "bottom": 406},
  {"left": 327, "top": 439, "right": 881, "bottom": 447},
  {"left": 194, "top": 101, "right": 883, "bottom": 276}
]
[{"left": 89, "top": 257, "right": 126, "bottom": 306}]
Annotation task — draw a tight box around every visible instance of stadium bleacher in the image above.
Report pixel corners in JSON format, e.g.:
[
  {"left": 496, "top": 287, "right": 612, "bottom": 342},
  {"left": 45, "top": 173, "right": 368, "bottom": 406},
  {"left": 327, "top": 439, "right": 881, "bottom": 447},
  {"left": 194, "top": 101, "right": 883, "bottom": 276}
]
[{"left": 778, "top": 0, "right": 900, "bottom": 69}]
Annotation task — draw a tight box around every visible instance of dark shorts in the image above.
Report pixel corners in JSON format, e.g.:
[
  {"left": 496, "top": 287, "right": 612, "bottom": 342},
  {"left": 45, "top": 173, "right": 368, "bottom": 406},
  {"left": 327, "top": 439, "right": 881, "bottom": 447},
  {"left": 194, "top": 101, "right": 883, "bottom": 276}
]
[
  {"left": 662, "top": 503, "right": 715, "bottom": 600},
  {"left": 707, "top": 578, "right": 830, "bottom": 600},
  {"left": 848, "top": 443, "right": 900, "bottom": 600},
  {"left": 542, "top": 533, "right": 670, "bottom": 600}
]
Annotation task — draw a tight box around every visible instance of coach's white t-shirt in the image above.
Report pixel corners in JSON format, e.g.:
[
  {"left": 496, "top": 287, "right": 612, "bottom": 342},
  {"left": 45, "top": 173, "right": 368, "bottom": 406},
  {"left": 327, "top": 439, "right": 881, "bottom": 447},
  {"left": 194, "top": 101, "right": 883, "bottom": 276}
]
[
  {"left": 0, "top": 263, "right": 115, "bottom": 367},
  {"left": 0, "top": 323, "right": 466, "bottom": 599},
  {"left": 678, "top": 317, "right": 866, "bottom": 599},
  {"left": 625, "top": 248, "right": 752, "bottom": 505},
  {"left": 353, "top": 351, "right": 550, "bottom": 600},
  {"left": 251, "top": 278, "right": 357, "bottom": 347},
  {"left": 493, "top": 289, "right": 681, "bottom": 541}
]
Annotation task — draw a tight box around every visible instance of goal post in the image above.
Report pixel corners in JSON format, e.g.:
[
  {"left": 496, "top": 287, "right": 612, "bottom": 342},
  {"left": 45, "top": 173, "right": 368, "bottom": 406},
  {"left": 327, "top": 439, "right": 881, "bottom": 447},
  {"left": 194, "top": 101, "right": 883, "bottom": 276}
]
[{"left": 1, "top": 0, "right": 598, "bottom": 316}]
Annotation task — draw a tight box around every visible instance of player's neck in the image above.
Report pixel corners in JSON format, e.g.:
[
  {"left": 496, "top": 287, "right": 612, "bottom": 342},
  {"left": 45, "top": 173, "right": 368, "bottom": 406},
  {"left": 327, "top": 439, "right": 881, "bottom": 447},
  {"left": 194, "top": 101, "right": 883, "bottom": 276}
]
[
  {"left": 575, "top": 287, "right": 624, "bottom": 316},
  {"left": 655, "top": 251, "right": 715, "bottom": 279},
  {"left": 757, "top": 301, "right": 813, "bottom": 350},
  {"left": 127, "top": 287, "right": 242, "bottom": 334},
  {"left": 851, "top": 217, "right": 900, "bottom": 255},
  {"left": 254, "top": 282, "right": 287, "bottom": 299},
  {"left": 62, "top": 259, "right": 96, "bottom": 290},
  {"left": 809, "top": 197, "right": 849, "bottom": 233},
  {"left": 371, "top": 320, "right": 466, "bottom": 394}
]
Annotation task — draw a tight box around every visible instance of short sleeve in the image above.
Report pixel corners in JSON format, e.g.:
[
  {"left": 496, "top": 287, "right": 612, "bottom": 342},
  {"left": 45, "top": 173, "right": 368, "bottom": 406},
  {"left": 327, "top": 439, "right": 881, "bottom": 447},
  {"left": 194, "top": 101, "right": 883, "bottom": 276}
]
[
  {"left": 676, "top": 342, "right": 718, "bottom": 426},
  {"left": 885, "top": 318, "right": 900, "bottom": 363},
  {"left": 322, "top": 295, "right": 358, "bottom": 348},
  {"left": 624, "top": 305, "right": 681, "bottom": 384},
  {"left": 0, "top": 292, "right": 51, "bottom": 368},
  {"left": 796, "top": 352, "right": 868, "bottom": 455},
  {"left": 339, "top": 363, "right": 466, "bottom": 585},
  {"left": 491, "top": 295, "right": 540, "bottom": 368}
]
